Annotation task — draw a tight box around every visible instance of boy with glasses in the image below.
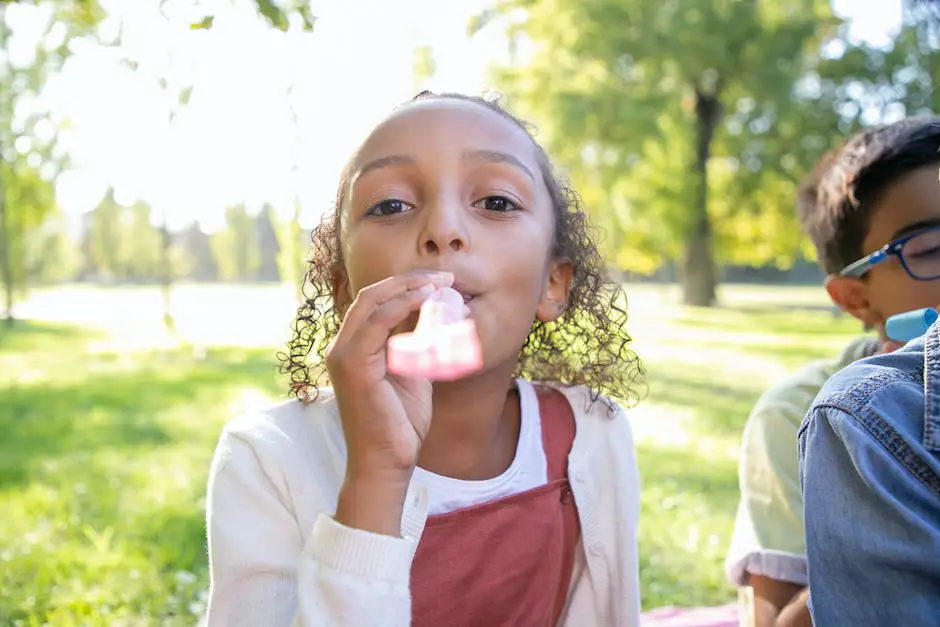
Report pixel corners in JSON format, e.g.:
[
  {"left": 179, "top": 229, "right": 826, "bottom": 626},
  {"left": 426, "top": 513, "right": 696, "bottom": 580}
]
[
  {"left": 727, "top": 116, "right": 940, "bottom": 627},
  {"left": 799, "top": 117, "right": 940, "bottom": 624}
]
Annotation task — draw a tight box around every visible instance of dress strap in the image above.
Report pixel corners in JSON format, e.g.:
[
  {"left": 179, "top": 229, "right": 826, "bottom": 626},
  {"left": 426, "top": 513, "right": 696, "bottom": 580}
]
[{"left": 536, "top": 386, "right": 577, "bottom": 481}]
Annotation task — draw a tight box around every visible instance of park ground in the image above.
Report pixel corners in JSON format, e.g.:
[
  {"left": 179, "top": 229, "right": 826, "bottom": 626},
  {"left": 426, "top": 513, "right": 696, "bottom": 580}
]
[{"left": 0, "top": 282, "right": 861, "bottom": 625}]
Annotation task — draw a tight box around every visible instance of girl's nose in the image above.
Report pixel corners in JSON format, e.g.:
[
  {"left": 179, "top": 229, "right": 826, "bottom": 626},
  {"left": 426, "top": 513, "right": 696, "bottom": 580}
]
[{"left": 420, "top": 196, "right": 469, "bottom": 255}]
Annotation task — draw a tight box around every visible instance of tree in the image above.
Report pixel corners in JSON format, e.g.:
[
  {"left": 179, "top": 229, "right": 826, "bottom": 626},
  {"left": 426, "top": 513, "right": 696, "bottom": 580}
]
[
  {"left": 255, "top": 204, "right": 282, "bottom": 281},
  {"left": 23, "top": 210, "right": 76, "bottom": 283},
  {"left": 412, "top": 45, "right": 437, "bottom": 93},
  {"left": 189, "top": 0, "right": 316, "bottom": 31},
  {"left": 124, "top": 201, "right": 163, "bottom": 281},
  {"left": 0, "top": 163, "right": 57, "bottom": 315},
  {"left": 211, "top": 205, "right": 261, "bottom": 281},
  {"left": 178, "top": 222, "right": 218, "bottom": 281},
  {"left": 276, "top": 205, "right": 307, "bottom": 297},
  {"left": 0, "top": 1, "right": 97, "bottom": 324},
  {"left": 817, "top": 10, "right": 940, "bottom": 123},
  {"left": 84, "top": 189, "right": 127, "bottom": 280},
  {"left": 3, "top": 0, "right": 311, "bottom": 31},
  {"left": 484, "top": 0, "right": 845, "bottom": 305}
]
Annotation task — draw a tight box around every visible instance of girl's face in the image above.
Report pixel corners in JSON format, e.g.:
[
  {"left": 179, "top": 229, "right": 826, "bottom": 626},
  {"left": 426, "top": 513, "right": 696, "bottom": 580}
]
[{"left": 336, "top": 98, "right": 571, "bottom": 374}]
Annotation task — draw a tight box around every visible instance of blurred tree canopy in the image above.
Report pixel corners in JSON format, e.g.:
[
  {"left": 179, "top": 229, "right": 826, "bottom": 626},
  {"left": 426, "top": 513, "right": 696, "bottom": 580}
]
[
  {"left": 1, "top": 0, "right": 313, "bottom": 30},
  {"left": 483, "top": 0, "right": 940, "bottom": 305},
  {"left": 189, "top": 0, "right": 316, "bottom": 31},
  {"left": 0, "top": 0, "right": 101, "bottom": 324}
]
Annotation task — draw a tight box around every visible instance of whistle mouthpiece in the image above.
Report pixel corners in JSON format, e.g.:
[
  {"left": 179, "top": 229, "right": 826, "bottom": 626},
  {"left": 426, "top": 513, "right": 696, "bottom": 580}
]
[{"left": 885, "top": 308, "right": 939, "bottom": 343}]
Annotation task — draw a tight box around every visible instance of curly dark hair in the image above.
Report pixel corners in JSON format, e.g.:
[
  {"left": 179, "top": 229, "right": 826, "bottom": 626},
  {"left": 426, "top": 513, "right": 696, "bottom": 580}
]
[{"left": 277, "top": 92, "right": 645, "bottom": 407}]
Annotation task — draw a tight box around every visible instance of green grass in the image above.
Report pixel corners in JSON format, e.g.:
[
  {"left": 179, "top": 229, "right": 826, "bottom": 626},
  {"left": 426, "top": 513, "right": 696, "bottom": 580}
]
[{"left": 0, "top": 283, "right": 865, "bottom": 623}]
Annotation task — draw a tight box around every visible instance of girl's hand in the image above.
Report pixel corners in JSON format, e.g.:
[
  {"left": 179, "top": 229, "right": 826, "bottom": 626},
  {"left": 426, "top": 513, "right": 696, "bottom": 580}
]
[{"left": 327, "top": 270, "right": 453, "bottom": 535}]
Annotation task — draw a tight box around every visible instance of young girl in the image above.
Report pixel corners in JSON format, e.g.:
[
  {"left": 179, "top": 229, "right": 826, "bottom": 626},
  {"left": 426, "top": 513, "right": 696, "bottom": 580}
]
[{"left": 204, "top": 91, "right": 645, "bottom": 626}]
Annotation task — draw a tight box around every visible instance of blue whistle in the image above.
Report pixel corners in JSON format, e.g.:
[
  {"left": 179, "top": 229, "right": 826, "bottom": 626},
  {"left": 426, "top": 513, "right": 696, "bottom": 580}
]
[{"left": 885, "top": 308, "right": 939, "bottom": 342}]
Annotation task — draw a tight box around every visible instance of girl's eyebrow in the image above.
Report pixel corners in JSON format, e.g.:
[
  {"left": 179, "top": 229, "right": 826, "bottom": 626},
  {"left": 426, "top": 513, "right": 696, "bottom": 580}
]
[
  {"left": 461, "top": 149, "right": 535, "bottom": 181},
  {"left": 353, "top": 150, "right": 536, "bottom": 183},
  {"left": 353, "top": 154, "right": 416, "bottom": 183}
]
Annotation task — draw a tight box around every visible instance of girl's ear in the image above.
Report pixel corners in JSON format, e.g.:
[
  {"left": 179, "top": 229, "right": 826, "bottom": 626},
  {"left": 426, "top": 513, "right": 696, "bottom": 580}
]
[
  {"left": 536, "top": 259, "right": 573, "bottom": 322},
  {"left": 332, "top": 266, "right": 352, "bottom": 318}
]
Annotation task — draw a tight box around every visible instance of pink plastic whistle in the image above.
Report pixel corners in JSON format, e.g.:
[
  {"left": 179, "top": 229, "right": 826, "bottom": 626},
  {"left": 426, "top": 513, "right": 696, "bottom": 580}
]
[{"left": 387, "top": 287, "right": 483, "bottom": 380}]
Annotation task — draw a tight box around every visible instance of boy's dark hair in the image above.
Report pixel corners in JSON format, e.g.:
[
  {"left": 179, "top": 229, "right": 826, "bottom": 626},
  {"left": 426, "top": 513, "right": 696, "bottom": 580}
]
[
  {"left": 277, "top": 92, "right": 645, "bottom": 407},
  {"left": 797, "top": 115, "right": 940, "bottom": 275}
]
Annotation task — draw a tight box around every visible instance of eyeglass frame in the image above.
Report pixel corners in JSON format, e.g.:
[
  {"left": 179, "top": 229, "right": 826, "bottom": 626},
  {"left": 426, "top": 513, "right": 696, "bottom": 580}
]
[{"left": 839, "top": 224, "right": 940, "bottom": 280}]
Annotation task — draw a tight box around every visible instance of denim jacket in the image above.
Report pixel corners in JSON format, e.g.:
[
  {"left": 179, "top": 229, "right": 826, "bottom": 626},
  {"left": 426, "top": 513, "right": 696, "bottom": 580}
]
[{"left": 798, "top": 323, "right": 940, "bottom": 626}]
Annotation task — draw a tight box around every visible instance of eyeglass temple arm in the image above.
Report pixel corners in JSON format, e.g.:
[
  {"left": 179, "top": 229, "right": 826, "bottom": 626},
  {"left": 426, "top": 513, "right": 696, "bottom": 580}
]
[{"left": 839, "top": 249, "right": 887, "bottom": 278}]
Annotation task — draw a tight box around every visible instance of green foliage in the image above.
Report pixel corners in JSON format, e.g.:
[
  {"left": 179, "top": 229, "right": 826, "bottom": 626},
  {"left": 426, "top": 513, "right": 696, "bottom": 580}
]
[
  {"left": 276, "top": 206, "right": 308, "bottom": 299},
  {"left": 84, "top": 190, "right": 126, "bottom": 281},
  {"left": 23, "top": 208, "right": 77, "bottom": 283},
  {"left": 412, "top": 45, "right": 437, "bottom": 92},
  {"left": 178, "top": 223, "right": 218, "bottom": 282},
  {"left": 484, "top": 0, "right": 940, "bottom": 304},
  {"left": 0, "top": 0, "right": 104, "bottom": 28},
  {"left": 0, "top": 1, "right": 98, "bottom": 319},
  {"left": 125, "top": 203, "right": 164, "bottom": 281},
  {"left": 818, "top": 15, "right": 940, "bottom": 120},
  {"left": 0, "top": 164, "right": 57, "bottom": 300},
  {"left": 487, "top": 0, "right": 843, "bottom": 286},
  {"left": 189, "top": 0, "right": 316, "bottom": 31},
  {"left": 210, "top": 205, "right": 262, "bottom": 282},
  {"left": 81, "top": 191, "right": 196, "bottom": 283}
]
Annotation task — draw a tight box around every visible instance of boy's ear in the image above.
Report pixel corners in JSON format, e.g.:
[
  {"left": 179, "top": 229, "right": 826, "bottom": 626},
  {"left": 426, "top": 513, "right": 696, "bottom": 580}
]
[
  {"left": 825, "top": 275, "right": 882, "bottom": 328},
  {"left": 332, "top": 266, "right": 352, "bottom": 318},
  {"left": 536, "top": 259, "right": 573, "bottom": 322}
]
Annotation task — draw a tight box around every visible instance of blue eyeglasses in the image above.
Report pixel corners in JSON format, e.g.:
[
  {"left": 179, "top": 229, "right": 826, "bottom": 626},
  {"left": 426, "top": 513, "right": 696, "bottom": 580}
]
[{"left": 840, "top": 225, "right": 940, "bottom": 280}]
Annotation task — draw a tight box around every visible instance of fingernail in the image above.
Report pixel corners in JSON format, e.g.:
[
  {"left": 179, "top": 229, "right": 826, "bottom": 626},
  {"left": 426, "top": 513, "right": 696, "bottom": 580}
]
[{"left": 417, "top": 284, "right": 436, "bottom": 297}]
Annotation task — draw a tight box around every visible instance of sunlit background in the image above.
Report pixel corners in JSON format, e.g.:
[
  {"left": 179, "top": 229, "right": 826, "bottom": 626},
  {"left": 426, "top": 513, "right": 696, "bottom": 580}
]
[{"left": 1, "top": 0, "right": 935, "bottom": 624}]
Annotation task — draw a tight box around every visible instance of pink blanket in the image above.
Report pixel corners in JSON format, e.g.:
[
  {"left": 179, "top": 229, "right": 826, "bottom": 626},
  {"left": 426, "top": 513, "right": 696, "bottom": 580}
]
[{"left": 640, "top": 604, "right": 738, "bottom": 627}]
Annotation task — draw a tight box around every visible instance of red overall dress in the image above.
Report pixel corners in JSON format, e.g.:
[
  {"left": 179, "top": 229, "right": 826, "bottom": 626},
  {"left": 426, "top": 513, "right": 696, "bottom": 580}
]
[{"left": 410, "top": 387, "right": 582, "bottom": 626}]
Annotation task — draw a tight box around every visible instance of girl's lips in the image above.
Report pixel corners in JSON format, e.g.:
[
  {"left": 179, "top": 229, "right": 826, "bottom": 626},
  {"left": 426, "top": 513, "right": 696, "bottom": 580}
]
[{"left": 449, "top": 283, "right": 477, "bottom": 304}]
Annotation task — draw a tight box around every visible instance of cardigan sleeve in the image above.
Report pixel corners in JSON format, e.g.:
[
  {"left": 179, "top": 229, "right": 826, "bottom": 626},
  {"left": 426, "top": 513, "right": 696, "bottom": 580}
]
[{"left": 203, "top": 426, "right": 416, "bottom": 626}]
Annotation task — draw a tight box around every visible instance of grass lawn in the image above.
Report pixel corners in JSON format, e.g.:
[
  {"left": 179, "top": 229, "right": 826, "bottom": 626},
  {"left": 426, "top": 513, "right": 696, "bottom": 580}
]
[{"left": 0, "top": 283, "right": 865, "bottom": 624}]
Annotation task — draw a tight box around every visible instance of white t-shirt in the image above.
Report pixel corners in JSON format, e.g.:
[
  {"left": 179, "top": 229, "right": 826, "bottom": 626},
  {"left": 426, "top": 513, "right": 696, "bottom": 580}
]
[{"left": 413, "top": 378, "right": 548, "bottom": 515}]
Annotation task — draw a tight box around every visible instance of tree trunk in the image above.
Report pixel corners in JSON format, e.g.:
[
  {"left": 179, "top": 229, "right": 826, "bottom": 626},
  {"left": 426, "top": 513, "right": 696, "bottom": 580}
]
[
  {"left": 0, "top": 160, "right": 13, "bottom": 326},
  {"left": 682, "top": 89, "right": 720, "bottom": 307}
]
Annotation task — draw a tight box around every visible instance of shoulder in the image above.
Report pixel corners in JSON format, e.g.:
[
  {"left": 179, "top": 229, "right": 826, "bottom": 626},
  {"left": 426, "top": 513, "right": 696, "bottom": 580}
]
[
  {"left": 556, "top": 384, "right": 631, "bottom": 429},
  {"left": 810, "top": 341, "right": 923, "bottom": 417},
  {"left": 214, "top": 391, "right": 344, "bottom": 478},
  {"left": 554, "top": 384, "right": 641, "bottom": 532},
  {"left": 551, "top": 384, "right": 637, "bottom": 464},
  {"left": 800, "top": 338, "right": 935, "bottom": 491},
  {"left": 224, "top": 390, "right": 339, "bottom": 439},
  {"left": 743, "top": 336, "right": 879, "bottom": 440},
  {"left": 751, "top": 336, "right": 878, "bottom": 420}
]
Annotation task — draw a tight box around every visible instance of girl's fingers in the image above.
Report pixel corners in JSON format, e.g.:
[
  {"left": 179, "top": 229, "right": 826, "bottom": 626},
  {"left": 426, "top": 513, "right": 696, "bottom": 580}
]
[
  {"left": 339, "top": 271, "right": 453, "bottom": 337},
  {"left": 350, "top": 287, "right": 436, "bottom": 355}
]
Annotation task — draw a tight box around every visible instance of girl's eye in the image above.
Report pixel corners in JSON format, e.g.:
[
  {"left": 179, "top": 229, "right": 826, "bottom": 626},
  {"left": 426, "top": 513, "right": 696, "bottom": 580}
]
[
  {"left": 474, "top": 196, "right": 519, "bottom": 213},
  {"left": 366, "top": 199, "right": 412, "bottom": 217}
]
